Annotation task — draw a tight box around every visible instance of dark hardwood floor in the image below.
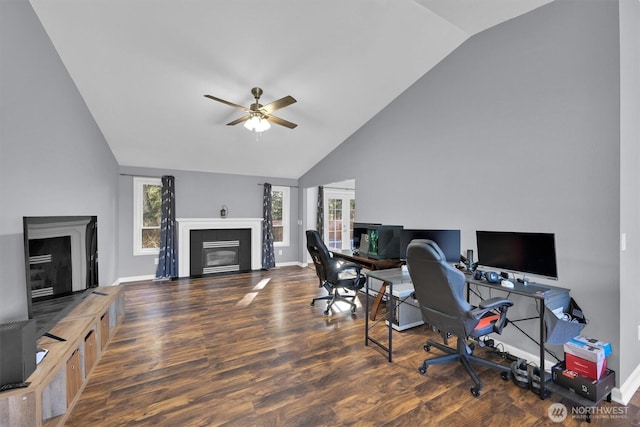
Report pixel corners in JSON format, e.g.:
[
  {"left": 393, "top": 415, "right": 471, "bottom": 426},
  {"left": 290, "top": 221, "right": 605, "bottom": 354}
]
[{"left": 66, "top": 266, "right": 640, "bottom": 426}]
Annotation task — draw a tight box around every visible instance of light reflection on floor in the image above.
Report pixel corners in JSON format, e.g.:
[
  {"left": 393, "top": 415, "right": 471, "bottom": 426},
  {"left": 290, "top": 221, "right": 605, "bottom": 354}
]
[{"left": 235, "top": 278, "right": 271, "bottom": 307}]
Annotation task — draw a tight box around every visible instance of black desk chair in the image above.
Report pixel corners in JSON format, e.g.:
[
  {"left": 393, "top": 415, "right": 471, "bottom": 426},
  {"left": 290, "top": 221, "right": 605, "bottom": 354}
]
[
  {"left": 406, "top": 239, "right": 513, "bottom": 397},
  {"left": 306, "top": 230, "right": 366, "bottom": 315}
]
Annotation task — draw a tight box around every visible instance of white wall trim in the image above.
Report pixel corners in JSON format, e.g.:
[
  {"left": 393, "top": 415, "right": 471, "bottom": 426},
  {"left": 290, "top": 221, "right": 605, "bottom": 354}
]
[
  {"left": 614, "top": 362, "right": 640, "bottom": 405},
  {"left": 115, "top": 275, "right": 155, "bottom": 285},
  {"left": 176, "top": 218, "right": 263, "bottom": 276},
  {"left": 275, "top": 261, "right": 305, "bottom": 268}
]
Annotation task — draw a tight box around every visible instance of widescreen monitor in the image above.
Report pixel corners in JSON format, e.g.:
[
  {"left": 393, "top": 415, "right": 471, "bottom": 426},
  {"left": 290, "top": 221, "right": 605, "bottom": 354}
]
[
  {"left": 475, "top": 230, "right": 558, "bottom": 280},
  {"left": 400, "top": 229, "right": 461, "bottom": 263}
]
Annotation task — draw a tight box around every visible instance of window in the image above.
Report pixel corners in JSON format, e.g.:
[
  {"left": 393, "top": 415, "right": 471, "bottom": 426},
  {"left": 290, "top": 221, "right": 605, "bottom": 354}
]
[
  {"left": 133, "top": 177, "right": 162, "bottom": 255},
  {"left": 271, "top": 186, "right": 290, "bottom": 247}
]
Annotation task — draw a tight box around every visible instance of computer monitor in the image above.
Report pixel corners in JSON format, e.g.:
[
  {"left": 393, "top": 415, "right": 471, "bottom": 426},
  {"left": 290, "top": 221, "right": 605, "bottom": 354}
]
[
  {"left": 400, "top": 229, "right": 461, "bottom": 263},
  {"left": 475, "top": 230, "right": 558, "bottom": 280},
  {"left": 352, "top": 222, "right": 380, "bottom": 253}
]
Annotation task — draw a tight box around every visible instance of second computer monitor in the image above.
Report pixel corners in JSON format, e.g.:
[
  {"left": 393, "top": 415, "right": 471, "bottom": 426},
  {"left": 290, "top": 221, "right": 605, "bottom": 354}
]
[{"left": 400, "top": 229, "right": 461, "bottom": 263}]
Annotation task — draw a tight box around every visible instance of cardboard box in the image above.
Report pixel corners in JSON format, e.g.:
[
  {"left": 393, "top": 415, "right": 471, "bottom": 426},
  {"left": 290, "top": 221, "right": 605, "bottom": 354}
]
[
  {"left": 565, "top": 352, "right": 607, "bottom": 380},
  {"left": 552, "top": 362, "right": 615, "bottom": 402},
  {"left": 564, "top": 339, "right": 605, "bottom": 364},
  {"left": 570, "top": 335, "right": 612, "bottom": 358}
]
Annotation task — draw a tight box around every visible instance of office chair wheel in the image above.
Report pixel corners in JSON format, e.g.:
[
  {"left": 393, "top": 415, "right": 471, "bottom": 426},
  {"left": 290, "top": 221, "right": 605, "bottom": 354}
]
[
  {"left": 323, "top": 309, "right": 330, "bottom": 315},
  {"left": 423, "top": 344, "right": 431, "bottom": 352},
  {"left": 418, "top": 364, "right": 428, "bottom": 375},
  {"left": 350, "top": 305, "right": 357, "bottom": 313},
  {"left": 501, "top": 372, "right": 509, "bottom": 381},
  {"left": 310, "top": 301, "right": 315, "bottom": 306},
  {"left": 470, "top": 386, "right": 481, "bottom": 397}
]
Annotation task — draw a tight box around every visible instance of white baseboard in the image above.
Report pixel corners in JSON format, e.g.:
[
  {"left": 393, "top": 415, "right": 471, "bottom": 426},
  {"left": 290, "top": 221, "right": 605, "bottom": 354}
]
[
  {"left": 489, "top": 337, "right": 559, "bottom": 374},
  {"left": 614, "top": 362, "right": 640, "bottom": 405},
  {"left": 116, "top": 274, "right": 155, "bottom": 284},
  {"left": 275, "top": 261, "right": 305, "bottom": 268}
]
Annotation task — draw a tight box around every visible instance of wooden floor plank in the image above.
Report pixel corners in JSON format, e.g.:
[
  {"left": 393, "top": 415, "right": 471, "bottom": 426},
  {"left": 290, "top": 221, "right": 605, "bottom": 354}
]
[{"left": 65, "top": 266, "right": 640, "bottom": 426}]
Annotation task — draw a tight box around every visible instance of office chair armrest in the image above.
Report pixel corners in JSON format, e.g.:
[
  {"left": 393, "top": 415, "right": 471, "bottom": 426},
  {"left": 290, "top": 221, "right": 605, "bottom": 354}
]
[
  {"left": 470, "top": 297, "right": 513, "bottom": 334},
  {"left": 478, "top": 297, "right": 513, "bottom": 310},
  {"left": 468, "top": 298, "right": 513, "bottom": 320},
  {"left": 335, "top": 261, "right": 363, "bottom": 274}
]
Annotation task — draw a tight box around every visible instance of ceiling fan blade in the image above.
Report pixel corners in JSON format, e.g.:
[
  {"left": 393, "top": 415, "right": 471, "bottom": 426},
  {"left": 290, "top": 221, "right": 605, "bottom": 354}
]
[
  {"left": 226, "top": 115, "right": 251, "bottom": 126},
  {"left": 267, "top": 114, "right": 298, "bottom": 129},
  {"left": 260, "top": 96, "right": 297, "bottom": 114},
  {"left": 204, "top": 95, "right": 247, "bottom": 111}
]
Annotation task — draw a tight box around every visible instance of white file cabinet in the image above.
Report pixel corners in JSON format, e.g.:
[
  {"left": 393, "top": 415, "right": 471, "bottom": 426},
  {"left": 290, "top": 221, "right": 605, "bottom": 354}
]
[{"left": 386, "top": 282, "right": 424, "bottom": 331}]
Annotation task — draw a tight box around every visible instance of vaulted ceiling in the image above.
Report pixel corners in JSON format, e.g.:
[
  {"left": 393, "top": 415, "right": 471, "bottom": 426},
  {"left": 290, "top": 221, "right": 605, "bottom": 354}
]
[{"left": 29, "top": 0, "right": 552, "bottom": 179}]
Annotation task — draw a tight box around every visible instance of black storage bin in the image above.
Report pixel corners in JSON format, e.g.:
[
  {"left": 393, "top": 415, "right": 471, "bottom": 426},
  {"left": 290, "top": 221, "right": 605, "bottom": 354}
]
[{"left": 544, "top": 295, "right": 587, "bottom": 345}]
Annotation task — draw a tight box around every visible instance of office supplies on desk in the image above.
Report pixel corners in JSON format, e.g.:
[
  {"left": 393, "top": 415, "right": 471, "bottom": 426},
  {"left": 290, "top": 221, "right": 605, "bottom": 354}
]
[{"left": 501, "top": 279, "right": 515, "bottom": 288}]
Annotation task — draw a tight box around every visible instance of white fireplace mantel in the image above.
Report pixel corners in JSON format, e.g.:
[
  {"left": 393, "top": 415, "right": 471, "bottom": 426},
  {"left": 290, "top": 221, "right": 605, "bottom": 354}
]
[{"left": 176, "top": 218, "right": 263, "bottom": 277}]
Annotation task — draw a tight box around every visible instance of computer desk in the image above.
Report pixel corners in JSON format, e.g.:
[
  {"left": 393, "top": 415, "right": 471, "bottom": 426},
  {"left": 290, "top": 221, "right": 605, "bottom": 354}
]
[
  {"left": 364, "top": 267, "right": 570, "bottom": 398},
  {"left": 331, "top": 250, "right": 403, "bottom": 321},
  {"left": 364, "top": 267, "right": 412, "bottom": 362},
  {"left": 466, "top": 274, "right": 570, "bottom": 399}
]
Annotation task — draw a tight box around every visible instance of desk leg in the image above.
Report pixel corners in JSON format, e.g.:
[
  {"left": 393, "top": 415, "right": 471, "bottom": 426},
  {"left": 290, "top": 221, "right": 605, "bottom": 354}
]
[
  {"left": 365, "top": 277, "right": 370, "bottom": 347},
  {"left": 539, "top": 302, "right": 549, "bottom": 399},
  {"left": 370, "top": 282, "right": 388, "bottom": 321},
  {"left": 388, "top": 281, "right": 393, "bottom": 362}
]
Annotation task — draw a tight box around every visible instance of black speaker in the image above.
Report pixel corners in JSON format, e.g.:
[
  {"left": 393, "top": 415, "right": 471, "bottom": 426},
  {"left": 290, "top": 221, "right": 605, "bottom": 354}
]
[
  {"left": 0, "top": 319, "right": 36, "bottom": 386},
  {"left": 466, "top": 249, "right": 474, "bottom": 271}
]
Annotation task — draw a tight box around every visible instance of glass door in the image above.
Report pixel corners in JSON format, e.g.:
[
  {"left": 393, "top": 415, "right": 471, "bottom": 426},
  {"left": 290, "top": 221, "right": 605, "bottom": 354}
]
[{"left": 324, "top": 189, "right": 355, "bottom": 251}]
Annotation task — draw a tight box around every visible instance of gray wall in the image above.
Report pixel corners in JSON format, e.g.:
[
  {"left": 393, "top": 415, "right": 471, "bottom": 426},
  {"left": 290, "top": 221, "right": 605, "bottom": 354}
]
[
  {"left": 118, "top": 166, "right": 299, "bottom": 279},
  {"left": 0, "top": 0, "right": 120, "bottom": 322},
  {"left": 300, "top": 0, "right": 628, "bottom": 381}
]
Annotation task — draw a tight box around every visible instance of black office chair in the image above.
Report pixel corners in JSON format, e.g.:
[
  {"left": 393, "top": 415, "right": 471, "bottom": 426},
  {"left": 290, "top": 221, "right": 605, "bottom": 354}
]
[
  {"left": 406, "top": 239, "right": 513, "bottom": 397},
  {"left": 306, "top": 230, "right": 366, "bottom": 315}
]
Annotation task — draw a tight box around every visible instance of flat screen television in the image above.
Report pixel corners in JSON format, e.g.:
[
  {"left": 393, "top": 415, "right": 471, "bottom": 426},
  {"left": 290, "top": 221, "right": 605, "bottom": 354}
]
[
  {"left": 476, "top": 230, "right": 558, "bottom": 280},
  {"left": 400, "top": 229, "right": 461, "bottom": 263},
  {"left": 23, "top": 216, "right": 99, "bottom": 338}
]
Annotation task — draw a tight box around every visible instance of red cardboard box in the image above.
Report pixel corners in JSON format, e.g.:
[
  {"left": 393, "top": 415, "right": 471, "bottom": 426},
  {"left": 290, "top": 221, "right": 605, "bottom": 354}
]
[{"left": 565, "top": 352, "right": 607, "bottom": 380}]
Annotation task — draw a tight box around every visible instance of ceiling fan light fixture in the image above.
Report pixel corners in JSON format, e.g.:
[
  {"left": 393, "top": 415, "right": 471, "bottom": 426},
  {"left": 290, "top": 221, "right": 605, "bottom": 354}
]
[
  {"left": 205, "top": 87, "right": 296, "bottom": 131},
  {"left": 244, "top": 114, "right": 271, "bottom": 132}
]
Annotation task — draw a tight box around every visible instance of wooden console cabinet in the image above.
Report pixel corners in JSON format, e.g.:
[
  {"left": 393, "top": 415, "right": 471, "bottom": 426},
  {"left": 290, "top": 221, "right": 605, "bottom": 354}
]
[{"left": 0, "top": 286, "right": 124, "bottom": 427}]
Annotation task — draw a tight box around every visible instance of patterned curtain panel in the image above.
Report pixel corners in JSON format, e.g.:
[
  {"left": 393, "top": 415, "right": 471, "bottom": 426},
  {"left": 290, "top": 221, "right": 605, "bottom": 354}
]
[
  {"left": 156, "top": 175, "right": 177, "bottom": 279},
  {"left": 262, "top": 183, "right": 276, "bottom": 270},
  {"left": 316, "top": 186, "right": 324, "bottom": 238}
]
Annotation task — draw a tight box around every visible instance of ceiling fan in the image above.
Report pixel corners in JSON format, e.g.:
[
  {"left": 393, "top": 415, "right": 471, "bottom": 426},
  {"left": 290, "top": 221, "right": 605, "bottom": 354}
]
[{"left": 204, "top": 87, "right": 297, "bottom": 132}]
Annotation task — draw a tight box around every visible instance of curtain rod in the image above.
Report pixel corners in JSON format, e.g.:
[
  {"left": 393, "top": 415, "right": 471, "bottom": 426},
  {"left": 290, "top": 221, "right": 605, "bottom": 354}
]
[
  {"left": 257, "top": 183, "right": 299, "bottom": 188},
  {"left": 323, "top": 186, "right": 355, "bottom": 191},
  {"left": 119, "top": 173, "right": 179, "bottom": 179},
  {"left": 256, "top": 184, "right": 354, "bottom": 190}
]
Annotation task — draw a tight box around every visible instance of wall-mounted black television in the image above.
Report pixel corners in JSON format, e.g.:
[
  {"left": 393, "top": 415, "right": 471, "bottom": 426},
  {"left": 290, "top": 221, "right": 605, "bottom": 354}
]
[
  {"left": 400, "top": 229, "right": 461, "bottom": 263},
  {"left": 476, "top": 230, "right": 558, "bottom": 280},
  {"left": 23, "top": 216, "right": 99, "bottom": 338}
]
